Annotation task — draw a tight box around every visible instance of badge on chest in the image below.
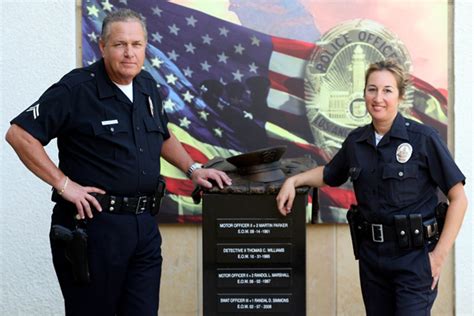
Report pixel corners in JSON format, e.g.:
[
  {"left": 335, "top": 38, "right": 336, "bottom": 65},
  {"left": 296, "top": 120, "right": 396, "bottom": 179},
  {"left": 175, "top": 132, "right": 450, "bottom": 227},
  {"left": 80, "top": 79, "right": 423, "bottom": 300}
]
[{"left": 396, "top": 143, "right": 413, "bottom": 163}]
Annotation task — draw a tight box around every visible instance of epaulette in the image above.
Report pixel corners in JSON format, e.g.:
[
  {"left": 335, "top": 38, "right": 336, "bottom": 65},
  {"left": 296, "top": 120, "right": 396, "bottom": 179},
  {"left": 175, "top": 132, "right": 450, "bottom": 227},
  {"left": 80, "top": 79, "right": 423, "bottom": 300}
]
[
  {"left": 58, "top": 67, "right": 96, "bottom": 90},
  {"left": 405, "top": 117, "right": 437, "bottom": 137}
]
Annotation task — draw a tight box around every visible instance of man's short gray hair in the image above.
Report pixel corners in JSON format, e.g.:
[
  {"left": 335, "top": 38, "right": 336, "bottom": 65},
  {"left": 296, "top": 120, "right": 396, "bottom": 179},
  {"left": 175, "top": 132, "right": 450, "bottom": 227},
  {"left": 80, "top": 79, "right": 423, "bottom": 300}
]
[{"left": 101, "top": 9, "right": 147, "bottom": 43}]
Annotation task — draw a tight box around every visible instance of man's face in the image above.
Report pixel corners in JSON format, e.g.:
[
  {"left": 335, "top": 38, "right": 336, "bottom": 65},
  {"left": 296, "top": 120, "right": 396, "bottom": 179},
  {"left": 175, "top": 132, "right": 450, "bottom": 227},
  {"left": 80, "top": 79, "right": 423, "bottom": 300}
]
[{"left": 99, "top": 21, "right": 146, "bottom": 84}]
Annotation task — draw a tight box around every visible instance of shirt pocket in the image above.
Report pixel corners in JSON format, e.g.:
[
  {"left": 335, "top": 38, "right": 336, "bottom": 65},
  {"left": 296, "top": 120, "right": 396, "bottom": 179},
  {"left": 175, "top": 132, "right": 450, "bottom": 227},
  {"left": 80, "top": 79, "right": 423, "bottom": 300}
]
[
  {"left": 143, "top": 117, "right": 165, "bottom": 160},
  {"left": 382, "top": 163, "right": 419, "bottom": 205},
  {"left": 90, "top": 122, "right": 128, "bottom": 159}
]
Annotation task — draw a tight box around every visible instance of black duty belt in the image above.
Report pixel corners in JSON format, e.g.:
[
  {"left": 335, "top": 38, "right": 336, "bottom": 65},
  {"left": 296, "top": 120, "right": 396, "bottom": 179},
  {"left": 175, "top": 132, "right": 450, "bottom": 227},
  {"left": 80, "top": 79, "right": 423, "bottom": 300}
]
[
  {"left": 359, "top": 221, "right": 397, "bottom": 242},
  {"left": 359, "top": 217, "right": 439, "bottom": 244},
  {"left": 92, "top": 193, "right": 155, "bottom": 215}
]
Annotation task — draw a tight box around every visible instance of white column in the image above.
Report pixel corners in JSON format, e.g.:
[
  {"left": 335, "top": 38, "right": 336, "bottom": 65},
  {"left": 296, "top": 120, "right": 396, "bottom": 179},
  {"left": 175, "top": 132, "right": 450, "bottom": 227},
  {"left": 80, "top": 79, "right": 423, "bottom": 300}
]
[
  {"left": 0, "top": 1, "right": 76, "bottom": 315},
  {"left": 454, "top": 1, "right": 474, "bottom": 315}
]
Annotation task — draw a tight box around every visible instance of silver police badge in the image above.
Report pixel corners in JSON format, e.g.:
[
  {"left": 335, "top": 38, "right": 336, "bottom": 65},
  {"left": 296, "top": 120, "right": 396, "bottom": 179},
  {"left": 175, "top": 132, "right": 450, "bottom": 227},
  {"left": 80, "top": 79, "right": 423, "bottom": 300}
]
[{"left": 396, "top": 143, "right": 413, "bottom": 163}]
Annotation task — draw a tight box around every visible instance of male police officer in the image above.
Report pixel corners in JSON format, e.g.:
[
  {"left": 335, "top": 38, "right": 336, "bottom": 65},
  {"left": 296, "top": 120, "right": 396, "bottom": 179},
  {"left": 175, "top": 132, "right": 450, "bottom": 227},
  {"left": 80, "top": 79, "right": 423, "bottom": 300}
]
[{"left": 6, "top": 9, "right": 231, "bottom": 316}]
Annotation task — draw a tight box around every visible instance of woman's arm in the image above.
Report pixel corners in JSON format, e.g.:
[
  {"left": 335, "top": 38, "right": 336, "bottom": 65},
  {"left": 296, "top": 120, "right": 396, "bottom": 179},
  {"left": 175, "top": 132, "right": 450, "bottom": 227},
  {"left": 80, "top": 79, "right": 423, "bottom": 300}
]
[
  {"left": 276, "top": 166, "right": 327, "bottom": 216},
  {"left": 429, "top": 182, "right": 468, "bottom": 289}
]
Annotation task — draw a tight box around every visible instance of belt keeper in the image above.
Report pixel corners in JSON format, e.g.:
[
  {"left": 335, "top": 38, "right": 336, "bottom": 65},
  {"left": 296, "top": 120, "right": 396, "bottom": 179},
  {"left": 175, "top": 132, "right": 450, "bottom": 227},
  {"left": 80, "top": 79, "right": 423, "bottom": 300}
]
[
  {"left": 57, "top": 176, "right": 69, "bottom": 196},
  {"left": 423, "top": 218, "right": 439, "bottom": 239}
]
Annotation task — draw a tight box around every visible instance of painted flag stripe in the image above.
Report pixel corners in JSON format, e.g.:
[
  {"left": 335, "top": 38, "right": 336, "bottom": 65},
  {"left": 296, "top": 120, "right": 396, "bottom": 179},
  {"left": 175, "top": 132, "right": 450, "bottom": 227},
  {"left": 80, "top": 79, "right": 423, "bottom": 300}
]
[{"left": 272, "top": 36, "right": 317, "bottom": 60}]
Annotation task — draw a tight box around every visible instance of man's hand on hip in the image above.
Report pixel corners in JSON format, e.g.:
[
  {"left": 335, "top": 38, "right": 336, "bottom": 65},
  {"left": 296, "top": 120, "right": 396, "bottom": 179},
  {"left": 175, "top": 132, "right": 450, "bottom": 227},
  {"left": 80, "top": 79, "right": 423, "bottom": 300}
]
[{"left": 60, "top": 178, "right": 106, "bottom": 219}]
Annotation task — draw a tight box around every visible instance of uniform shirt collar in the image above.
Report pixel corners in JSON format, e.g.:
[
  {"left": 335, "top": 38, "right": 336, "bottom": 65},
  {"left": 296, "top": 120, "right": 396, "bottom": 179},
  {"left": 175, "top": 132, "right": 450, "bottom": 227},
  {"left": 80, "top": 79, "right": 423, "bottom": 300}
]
[
  {"left": 355, "top": 112, "right": 409, "bottom": 144},
  {"left": 92, "top": 59, "right": 116, "bottom": 99},
  {"left": 134, "top": 72, "right": 152, "bottom": 96},
  {"left": 386, "top": 113, "right": 410, "bottom": 141},
  {"left": 92, "top": 59, "right": 152, "bottom": 99}
]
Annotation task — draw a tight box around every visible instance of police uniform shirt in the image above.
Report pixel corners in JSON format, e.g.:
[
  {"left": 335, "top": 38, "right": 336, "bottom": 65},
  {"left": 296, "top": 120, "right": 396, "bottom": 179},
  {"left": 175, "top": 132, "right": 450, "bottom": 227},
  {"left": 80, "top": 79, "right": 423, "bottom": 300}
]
[
  {"left": 323, "top": 113, "right": 466, "bottom": 224},
  {"left": 11, "top": 59, "right": 170, "bottom": 197}
]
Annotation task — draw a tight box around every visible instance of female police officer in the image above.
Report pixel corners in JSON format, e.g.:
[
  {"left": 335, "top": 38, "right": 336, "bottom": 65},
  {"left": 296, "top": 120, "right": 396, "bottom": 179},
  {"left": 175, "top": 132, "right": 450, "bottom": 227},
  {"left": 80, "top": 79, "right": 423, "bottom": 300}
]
[{"left": 276, "top": 59, "right": 467, "bottom": 315}]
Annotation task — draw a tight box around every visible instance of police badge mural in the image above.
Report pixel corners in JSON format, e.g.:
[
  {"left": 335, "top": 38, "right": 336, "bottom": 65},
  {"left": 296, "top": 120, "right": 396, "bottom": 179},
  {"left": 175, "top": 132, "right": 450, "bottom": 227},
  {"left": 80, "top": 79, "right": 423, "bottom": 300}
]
[
  {"left": 305, "top": 20, "right": 414, "bottom": 157},
  {"left": 82, "top": 1, "right": 449, "bottom": 224}
]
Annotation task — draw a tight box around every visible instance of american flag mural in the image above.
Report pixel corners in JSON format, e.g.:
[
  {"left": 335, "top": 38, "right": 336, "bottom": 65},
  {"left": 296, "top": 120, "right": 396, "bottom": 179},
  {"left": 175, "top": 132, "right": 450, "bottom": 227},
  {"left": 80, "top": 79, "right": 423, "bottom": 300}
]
[{"left": 82, "top": 0, "right": 448, "bottom": 223}]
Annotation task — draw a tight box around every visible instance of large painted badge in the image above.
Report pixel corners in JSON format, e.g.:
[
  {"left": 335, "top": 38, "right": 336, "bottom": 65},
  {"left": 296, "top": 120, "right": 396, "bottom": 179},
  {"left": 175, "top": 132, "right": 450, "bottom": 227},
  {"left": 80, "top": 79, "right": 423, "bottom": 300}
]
[{"left": 305, "top": 20, "right": 414, "bottom": 157}]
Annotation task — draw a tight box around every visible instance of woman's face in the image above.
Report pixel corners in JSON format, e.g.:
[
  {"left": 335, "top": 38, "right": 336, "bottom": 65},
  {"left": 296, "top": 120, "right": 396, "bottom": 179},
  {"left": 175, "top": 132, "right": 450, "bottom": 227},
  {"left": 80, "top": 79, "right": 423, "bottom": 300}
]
[{"left": 364, "top": 69, "right": 401, "bottom": 126}]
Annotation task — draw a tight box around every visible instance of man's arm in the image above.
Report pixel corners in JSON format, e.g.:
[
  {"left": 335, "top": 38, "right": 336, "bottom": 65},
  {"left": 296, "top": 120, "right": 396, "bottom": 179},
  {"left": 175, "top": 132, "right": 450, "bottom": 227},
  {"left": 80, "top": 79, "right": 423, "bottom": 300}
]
[
  {"left": 161, "top": 131, "right": 231, "bottom": 188},
  {"left": 5, "top": 124, "right": 105, "bottom": 219}
]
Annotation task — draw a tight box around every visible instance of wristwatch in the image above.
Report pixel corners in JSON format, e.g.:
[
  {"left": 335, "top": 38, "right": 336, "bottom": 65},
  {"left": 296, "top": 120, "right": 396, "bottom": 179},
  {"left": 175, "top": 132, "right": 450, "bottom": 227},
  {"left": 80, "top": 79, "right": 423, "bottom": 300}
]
[{"left": 186, "top": 162, "right": 202, "bottom": 178}]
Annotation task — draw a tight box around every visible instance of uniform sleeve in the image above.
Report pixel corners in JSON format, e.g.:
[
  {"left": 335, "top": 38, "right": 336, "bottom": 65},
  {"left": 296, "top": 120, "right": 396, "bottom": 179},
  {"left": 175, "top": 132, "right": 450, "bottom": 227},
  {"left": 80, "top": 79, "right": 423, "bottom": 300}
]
[
  {"left": 323, "top": 138, "right": 351, "bottom": 187},
  {"left": 10, "top": 84, "right": 72, "bottom": 146},
  {"left": 425, "top": 131, "right": 465, "bottom": 195}
]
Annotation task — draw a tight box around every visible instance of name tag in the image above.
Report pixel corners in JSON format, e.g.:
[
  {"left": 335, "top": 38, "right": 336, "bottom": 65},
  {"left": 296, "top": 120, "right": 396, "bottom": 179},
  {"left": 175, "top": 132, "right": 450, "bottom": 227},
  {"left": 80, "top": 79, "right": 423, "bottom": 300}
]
[{"left": 101, "top": 119, "right": 118, "bottom": 126}]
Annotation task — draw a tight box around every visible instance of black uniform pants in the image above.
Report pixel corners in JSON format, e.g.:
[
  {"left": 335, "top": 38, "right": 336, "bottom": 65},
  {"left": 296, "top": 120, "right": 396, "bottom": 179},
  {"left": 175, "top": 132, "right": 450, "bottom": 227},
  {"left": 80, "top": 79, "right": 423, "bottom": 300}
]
[
  {"left": 50, "top": 204, "right": 162, "bottom": 316},
  {"left": 358, "top": 239, "right": 438, "bottom": 316}
]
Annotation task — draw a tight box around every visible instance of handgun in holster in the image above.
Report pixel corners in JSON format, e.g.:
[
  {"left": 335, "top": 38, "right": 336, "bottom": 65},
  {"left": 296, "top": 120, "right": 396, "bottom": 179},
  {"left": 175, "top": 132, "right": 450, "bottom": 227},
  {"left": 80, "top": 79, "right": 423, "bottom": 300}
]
[
  {"left": 151, "top": 177, "right": 166, "bottom": 216},
  {"left": 50, "top": 224, "right": 90, "bottom": 285},
  {"left": 347, "top": 204, "right": 362, "bottom": 260}
]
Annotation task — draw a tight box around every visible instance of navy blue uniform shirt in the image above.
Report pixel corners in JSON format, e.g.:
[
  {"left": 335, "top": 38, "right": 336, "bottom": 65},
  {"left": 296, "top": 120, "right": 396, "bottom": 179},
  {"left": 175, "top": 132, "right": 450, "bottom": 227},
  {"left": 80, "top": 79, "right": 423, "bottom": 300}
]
[
  {"left": 11, "top": 59, "right": 170, "bottom": 197},
  {"left": 323, "top": 113, "right": 465, "bottom": 225}
]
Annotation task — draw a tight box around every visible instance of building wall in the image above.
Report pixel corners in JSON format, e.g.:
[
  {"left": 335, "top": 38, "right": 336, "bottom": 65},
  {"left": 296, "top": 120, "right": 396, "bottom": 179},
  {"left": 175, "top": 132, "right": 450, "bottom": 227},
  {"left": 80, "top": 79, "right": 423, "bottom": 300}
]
[{"left": 1, "top": 1, "right": 472, "bottom": 315}]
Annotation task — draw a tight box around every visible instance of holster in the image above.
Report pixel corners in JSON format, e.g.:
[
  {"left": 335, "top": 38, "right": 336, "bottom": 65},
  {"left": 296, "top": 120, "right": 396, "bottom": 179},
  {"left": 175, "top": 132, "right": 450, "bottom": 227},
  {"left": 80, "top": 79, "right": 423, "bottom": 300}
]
[
  {"left": 435, "top": 202, "right": 448, "bottom": 233},
  {"left": 50, "top": 225, "right": 91, "bottom": 285},
  {"left": 347, "top": 204, "right": 361, "bottom": 260},
  {"left": 151, "top": 177, "right": 166, "bottom": 216}
]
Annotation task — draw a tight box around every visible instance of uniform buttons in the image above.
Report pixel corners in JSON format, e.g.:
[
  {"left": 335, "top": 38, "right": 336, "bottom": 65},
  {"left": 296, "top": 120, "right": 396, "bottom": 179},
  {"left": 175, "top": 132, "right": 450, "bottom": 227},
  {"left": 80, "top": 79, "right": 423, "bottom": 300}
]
[
  {"left": 414, "top": 229, "right": 420, "bottom": 235},
  {"left": 90, "top": 73, "right": 95, "bottom": 77},
  {"left": 110, "top": 127, "right": 115, "bottom": 132},
  {"left": 405, "top": 122, "right": 410, "bottom": 126},
  {"left": 139, "top": 148, "right": 144, "bottom": 152},
  {"left": 142, "top": 170, "right": 147, "bottom": 175},
  {"left": 398, "top": 171, "right": 404, "bottom": 177},
  {"left": 109, "top": 206, "right": 114, "bottom": 211},
  {"left": 400, "top": 230, "right": 406, "bottom": 236},
  {"left": 136, "top": 126, "right": 140, "bottom": 131}
]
